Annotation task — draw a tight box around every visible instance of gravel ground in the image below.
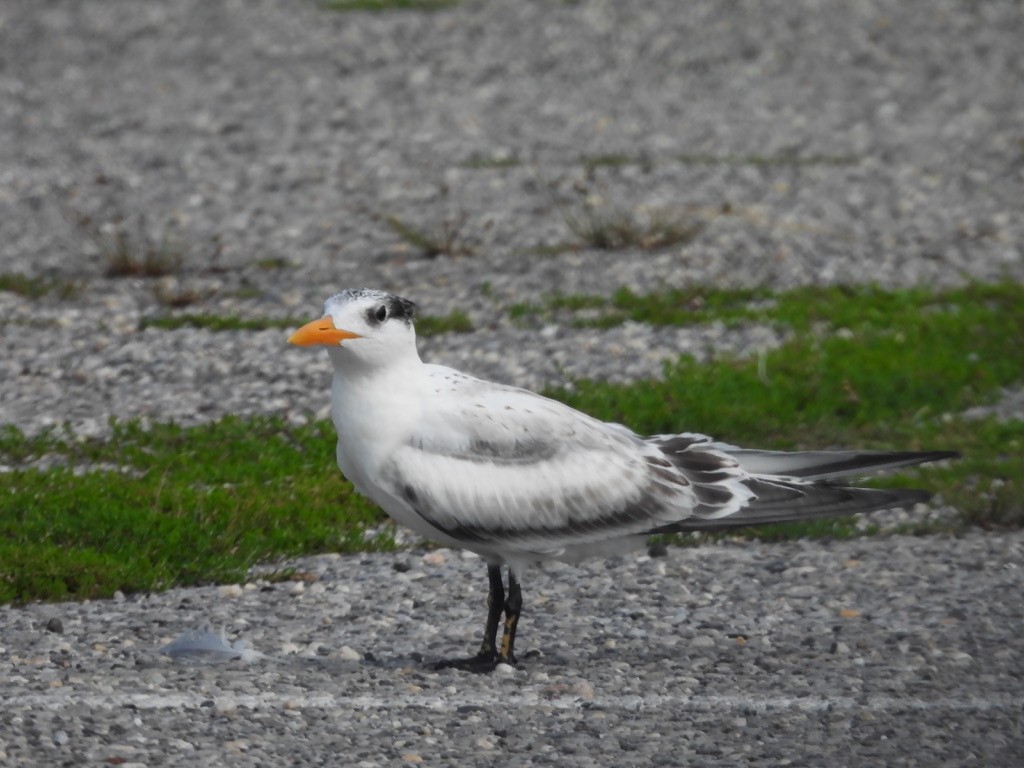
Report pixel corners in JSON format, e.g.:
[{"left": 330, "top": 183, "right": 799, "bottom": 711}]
[
  {"left": 2, "top": 536, "right": 1023, "bottom": 767},
  {"left": 2, "top": 0, "right": 1023, "bottom": 765}
]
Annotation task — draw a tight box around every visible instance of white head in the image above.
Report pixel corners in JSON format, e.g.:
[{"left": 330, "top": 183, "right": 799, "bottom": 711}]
[{"left": 288, "top": 289, "right": 420, "bottom": 373}]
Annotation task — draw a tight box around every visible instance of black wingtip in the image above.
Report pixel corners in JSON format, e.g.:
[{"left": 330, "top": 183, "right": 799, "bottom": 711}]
[{"left": 881, "top": 449, "right": 960, "bottom": 465}]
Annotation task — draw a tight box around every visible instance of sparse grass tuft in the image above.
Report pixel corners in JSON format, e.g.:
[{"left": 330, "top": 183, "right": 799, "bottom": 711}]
[
  {"left": 0, "top": 273, "right": 52, "bottom": 299},
  {"left": 508, "top": 301, "right": 542, "bottom": 322},
  {"left": 548, "top": 294, "right": 607, "bottom": 312},
  {"left": 153, "top": 279, "right": 213, "bottom": 308},
  {"left": 322, "top": 0, "right": 459, "bottom": 11},
  {"left": 255, "top": 257, "right": 292, "bottom": 270},
  {"left": 101, "top": 230, "right": 183, "bottom": 277},
  {"left": 72, "top": 212, "right": 185, "bottom": 278},
  {"left": 385, "top": 212, "right": 474, "bottom": 259},
  {"left": 70, "top": 210, "right": 187, "bottom": 278},
  {"left": 0, "top": 273, "right": 81, "bottom": 300},
  {"left": 564, "top": 207, "right": 705, "bottom": 251},
  {"left": 579, "top": 153, "right": 655, "bottom": 176},
  {"left": 139, "top": 313, "right": 297, "bottom": 333},
  {"left": 457, "top": 149, "right": 855, "bottom": 173},
  {"left": 676, "top": 152, "right": 859, "bottom": 167}
]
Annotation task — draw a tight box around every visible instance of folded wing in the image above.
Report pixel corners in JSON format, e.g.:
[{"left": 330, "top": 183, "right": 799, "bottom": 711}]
[
  {"left": 375, "top": 371, "right": 951, "bottom": 556},
  {"left": 376, "top": 371, "right": 752, "bottom": 555}
]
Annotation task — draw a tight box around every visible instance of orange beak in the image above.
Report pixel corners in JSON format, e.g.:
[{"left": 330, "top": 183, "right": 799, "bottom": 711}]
[{"left": 288, "top": 316, "right": 362, "bottom": 347}]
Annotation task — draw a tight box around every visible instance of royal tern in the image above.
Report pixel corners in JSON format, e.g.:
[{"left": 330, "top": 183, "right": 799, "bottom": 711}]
[{"left": 289, "top": 288, "right": 956, "bottom": 670}]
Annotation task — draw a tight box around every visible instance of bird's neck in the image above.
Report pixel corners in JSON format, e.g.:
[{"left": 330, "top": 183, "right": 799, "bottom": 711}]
[{"left": 328, "top": 351, "right": 425, "bottom": 455}]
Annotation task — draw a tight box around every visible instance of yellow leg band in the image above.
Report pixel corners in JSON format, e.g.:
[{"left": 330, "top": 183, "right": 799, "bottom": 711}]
[{"left": 500, "top": 616, "right": 518, "bottom": 658}]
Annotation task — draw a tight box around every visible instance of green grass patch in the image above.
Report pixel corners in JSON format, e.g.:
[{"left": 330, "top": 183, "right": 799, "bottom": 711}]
[
  {"left": 0, "top": 418, "right": 394, "bottom": 604},
  {"left": 508, "top": 301, "right": 542, "bottom": 322},
  {"left": 605, "top": 285, "right": 768, "bottom": 325},
  {"left": 549, "top": 294, "right": 607, "bottom": 312},
  {"left": 554, "top": 283, "right": 1024, "bottom": 440},
  {"left": 415, "top": 309, "right": 474, "bottom": 336}
]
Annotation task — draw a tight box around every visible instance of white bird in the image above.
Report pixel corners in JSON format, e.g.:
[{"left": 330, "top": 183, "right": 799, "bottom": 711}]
[{"left": 289, "top": 288, "right": 956, "bottom": 671}]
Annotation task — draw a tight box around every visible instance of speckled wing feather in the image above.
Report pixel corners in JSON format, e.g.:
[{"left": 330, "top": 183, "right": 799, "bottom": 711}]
[{"left": 375, "top": 366, "right": 754, "bottom": 556}]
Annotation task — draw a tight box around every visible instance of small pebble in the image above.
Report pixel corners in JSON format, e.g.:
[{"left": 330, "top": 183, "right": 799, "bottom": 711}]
[
  {"left": 214, "top": 697, "right": 238, "bottom": 716},
  {"left": 569, "top": 680, "right": 596, "bottom": 700},
  {"left": 337, "top": 645, "right": 362, "bottom": 661}
]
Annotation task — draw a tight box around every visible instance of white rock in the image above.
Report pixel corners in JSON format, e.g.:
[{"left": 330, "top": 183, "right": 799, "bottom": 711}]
[{"left": 337, "top": 645, "right": 362, "bottom": 661}]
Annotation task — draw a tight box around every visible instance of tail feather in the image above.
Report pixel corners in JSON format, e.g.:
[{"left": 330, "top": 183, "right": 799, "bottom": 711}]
[
  {"left": 721, "top": 449, "right": 959, "bottom": 480},
  {"left": 655, "top": 483, "right": 930, "bottom": 533},
  {"left": 645, "top": 435, "right": 956, "bottom": 534}
]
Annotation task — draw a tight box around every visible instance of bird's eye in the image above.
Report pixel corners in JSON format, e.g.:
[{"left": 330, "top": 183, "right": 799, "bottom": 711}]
[{"left": 375, "top": 304, "right": 388, "bottom": 322}]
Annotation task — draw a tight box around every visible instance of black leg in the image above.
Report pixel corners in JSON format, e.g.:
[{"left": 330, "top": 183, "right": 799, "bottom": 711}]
[
  {"left": 433, "top": 563, "right": 505, "bottom": 672},
  {"left": 498, "top": 568, "right": 523, "bottom": 665},
  {"left": 478, "top": 563, "right": 505, "bottom": 659}
]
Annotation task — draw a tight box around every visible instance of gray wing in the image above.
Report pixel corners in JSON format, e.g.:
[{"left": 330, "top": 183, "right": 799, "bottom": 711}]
[{"left": 375, "top": 369, "right": 754, "bottom": 555}]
